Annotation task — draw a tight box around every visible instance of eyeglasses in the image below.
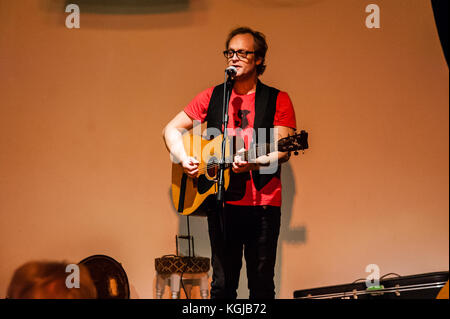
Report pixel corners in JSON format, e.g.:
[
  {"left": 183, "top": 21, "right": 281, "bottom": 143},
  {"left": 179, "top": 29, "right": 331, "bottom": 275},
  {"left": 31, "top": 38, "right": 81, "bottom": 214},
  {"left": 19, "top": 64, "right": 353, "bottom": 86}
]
[{"left": 223, "top": 49, "right": 255, "bottom": 59}]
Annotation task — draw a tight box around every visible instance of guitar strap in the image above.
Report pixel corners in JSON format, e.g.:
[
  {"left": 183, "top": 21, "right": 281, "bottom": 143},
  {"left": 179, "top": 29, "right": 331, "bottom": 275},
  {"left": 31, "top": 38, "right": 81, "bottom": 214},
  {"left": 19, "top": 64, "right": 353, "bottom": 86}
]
[{"left": 205, "top": 80, "right": 281, "bottom": 201}]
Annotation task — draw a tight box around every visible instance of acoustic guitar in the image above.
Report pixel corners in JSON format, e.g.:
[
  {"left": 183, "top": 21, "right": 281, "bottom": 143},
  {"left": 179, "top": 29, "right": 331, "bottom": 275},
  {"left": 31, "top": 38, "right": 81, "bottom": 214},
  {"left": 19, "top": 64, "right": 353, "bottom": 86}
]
[{"left": 171, "top": 130, "right": 309, "bottom": 216}]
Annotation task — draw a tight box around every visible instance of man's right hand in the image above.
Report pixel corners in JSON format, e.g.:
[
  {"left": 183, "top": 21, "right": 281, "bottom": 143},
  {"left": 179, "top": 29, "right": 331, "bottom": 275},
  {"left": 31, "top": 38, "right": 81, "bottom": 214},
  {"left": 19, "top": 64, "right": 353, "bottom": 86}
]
[{"left": 181, "top": 156, "right": 200, "bottom": 178}]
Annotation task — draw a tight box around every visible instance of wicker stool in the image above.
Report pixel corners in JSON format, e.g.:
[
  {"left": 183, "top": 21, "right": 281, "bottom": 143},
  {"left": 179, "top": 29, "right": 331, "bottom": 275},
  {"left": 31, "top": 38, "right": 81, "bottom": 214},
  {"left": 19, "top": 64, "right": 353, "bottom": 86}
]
[{"left": 155, "top": 256, "right": 210, "bottom": 299}]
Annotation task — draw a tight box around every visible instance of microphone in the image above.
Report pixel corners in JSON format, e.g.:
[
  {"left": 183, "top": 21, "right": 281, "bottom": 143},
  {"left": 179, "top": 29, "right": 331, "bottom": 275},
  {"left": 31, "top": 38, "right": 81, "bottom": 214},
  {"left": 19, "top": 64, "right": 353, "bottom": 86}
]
[{"left": 225, "top": 66, "right": 237, "bottom": 76}]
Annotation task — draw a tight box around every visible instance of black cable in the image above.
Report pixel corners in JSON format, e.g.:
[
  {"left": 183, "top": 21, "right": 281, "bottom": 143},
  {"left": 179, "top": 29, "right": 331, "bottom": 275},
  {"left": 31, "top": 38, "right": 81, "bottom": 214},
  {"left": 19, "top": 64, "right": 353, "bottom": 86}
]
[
  {"left": 379, "top": 273, "right": 401, "bottom": 280},
  {"left": 350, "top": 278, "right": 366, "bottom": 284},
  {"left": 180, "top": 257, "right": 190, "bottom": 299}
]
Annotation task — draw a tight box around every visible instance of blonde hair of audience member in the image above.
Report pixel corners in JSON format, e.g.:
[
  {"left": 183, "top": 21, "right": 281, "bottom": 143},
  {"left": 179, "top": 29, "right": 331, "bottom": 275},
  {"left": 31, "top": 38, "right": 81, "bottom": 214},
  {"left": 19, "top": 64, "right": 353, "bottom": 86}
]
[{"left": 6, "top": 261, "right": 97, "bottom": 299}]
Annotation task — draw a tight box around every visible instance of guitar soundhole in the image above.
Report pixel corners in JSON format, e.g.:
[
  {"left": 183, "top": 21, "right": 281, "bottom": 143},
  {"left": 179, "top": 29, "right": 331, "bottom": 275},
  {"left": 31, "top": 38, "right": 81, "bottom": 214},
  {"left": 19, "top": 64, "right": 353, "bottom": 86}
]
[{"left": 206, "top": 157, "right": 218, "bottom": 180}]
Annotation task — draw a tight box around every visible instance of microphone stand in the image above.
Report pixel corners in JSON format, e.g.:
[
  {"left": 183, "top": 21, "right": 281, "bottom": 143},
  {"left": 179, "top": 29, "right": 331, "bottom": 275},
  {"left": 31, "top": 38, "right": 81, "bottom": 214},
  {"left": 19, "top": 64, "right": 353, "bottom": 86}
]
[
  {"left": 216, "top": 71, "right": 235, "bottom": 204},
  {"left": 215, "top": 69, "right": 234, "bottom": 285}
]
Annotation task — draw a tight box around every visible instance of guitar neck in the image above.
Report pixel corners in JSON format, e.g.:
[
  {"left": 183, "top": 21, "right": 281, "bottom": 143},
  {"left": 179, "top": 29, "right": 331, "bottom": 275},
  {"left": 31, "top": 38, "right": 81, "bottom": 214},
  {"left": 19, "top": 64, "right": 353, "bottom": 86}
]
[{"left": 196, "top": 129, "right": 308, "bottom": 177}]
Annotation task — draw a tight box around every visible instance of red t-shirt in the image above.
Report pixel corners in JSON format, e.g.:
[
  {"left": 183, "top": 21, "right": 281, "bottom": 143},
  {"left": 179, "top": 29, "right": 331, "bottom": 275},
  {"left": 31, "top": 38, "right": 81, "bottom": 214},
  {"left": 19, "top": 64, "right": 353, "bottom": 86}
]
[{"left": 184, "top": 85, "right": 296, "bottom": 207}]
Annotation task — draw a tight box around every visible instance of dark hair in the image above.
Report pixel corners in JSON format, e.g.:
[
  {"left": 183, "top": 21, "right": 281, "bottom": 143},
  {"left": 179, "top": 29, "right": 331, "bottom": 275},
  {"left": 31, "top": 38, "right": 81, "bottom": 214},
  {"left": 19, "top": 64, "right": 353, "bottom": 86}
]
[{"left": 225, "top": 27, "right": 268, "bottom": 76}]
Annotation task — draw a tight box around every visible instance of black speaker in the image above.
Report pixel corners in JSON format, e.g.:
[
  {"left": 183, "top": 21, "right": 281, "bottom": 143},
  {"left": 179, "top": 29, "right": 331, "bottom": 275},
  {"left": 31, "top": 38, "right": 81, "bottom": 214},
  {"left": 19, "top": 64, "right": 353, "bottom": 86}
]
[
  {"left": 79, "top": 254, "right": 130, "bottom": 299},
  {"left": 293, "top": 271, "right": 449, "bottom": 299}
]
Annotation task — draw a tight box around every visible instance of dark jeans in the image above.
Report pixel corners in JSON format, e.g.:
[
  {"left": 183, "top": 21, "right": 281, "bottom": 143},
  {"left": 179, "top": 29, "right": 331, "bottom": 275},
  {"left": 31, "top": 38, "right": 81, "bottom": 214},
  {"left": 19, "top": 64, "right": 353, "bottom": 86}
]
[{"left": 207, "top": 204, "right": 281, "bottom": 299}]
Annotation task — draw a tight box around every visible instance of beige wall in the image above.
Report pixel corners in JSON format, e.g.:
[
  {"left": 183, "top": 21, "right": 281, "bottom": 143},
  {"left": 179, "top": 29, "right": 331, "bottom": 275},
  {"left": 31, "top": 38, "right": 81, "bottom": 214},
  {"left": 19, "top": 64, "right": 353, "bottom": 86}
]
[{"left": 0, "top": 0, "right": 448, "bottom": 298}]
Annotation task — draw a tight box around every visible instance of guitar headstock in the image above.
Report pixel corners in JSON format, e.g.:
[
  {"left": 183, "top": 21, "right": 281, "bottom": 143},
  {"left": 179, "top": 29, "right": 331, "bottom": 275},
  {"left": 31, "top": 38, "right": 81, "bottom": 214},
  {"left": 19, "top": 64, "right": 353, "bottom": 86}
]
[{"left": 277, "top": 130, "right": 309, "bottom": 154}]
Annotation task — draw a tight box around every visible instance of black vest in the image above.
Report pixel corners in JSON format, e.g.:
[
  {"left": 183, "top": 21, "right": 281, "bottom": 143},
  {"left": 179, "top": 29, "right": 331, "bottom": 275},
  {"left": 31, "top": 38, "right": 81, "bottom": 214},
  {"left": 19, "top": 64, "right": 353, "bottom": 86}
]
[{"left": 205, "top": 80, "right": 281, "bottom": 202}]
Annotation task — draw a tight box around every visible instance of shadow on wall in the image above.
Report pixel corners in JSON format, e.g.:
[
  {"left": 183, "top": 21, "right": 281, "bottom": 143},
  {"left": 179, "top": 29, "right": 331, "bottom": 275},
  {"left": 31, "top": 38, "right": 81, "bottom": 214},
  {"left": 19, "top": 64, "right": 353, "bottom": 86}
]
[
  {"left": 275, "top": 161, "right": 306, "bottom": 297},
  {"left": 38, "top": 0, "right": 208, "bottom": 29},
  {"left": 172, "top": 161, "right": 306, "bottom": 299}
]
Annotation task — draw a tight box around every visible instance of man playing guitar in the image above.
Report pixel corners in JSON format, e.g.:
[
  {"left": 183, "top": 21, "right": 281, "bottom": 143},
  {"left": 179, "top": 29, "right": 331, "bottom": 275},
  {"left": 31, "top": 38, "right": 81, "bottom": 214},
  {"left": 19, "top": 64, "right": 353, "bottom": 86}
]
[{"left": 163, "top": 27, "right": 297, "bottom": 299}]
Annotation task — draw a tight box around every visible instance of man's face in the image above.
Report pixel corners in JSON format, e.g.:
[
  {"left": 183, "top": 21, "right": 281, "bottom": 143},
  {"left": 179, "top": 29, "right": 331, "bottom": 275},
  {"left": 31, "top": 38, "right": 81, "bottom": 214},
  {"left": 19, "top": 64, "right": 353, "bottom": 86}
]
[{"left": 226, "top": 33, "right": 262, "bottom": 79}]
